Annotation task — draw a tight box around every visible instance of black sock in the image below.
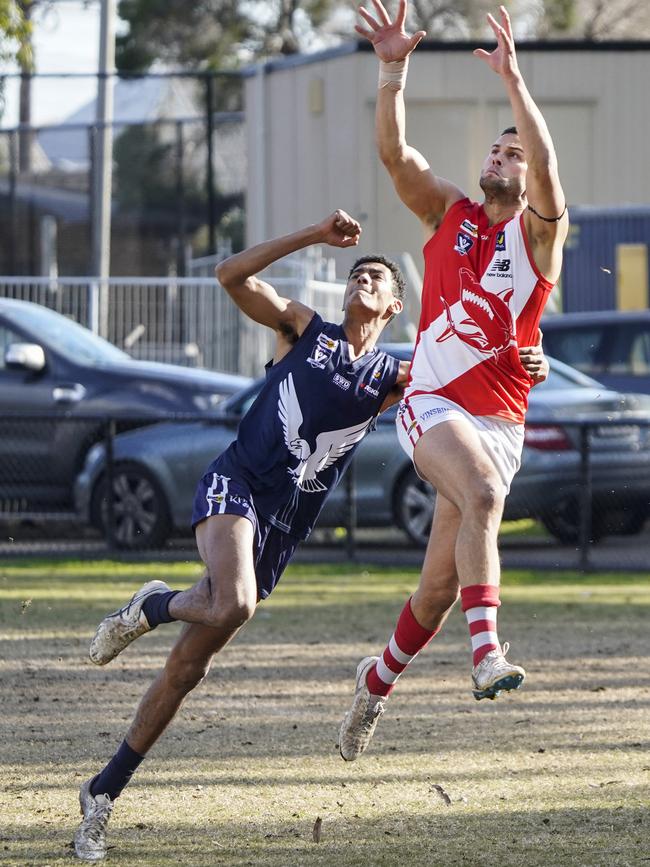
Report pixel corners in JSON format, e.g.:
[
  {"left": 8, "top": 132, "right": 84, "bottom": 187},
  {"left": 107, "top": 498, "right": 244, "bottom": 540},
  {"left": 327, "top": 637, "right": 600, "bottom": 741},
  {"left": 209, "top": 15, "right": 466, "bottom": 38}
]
[
  {"left": 90, "top": 740, "right": 145, "bottom": 801},
  {"left": 141, "top": 590, "right": 180, "bottom": 628}
]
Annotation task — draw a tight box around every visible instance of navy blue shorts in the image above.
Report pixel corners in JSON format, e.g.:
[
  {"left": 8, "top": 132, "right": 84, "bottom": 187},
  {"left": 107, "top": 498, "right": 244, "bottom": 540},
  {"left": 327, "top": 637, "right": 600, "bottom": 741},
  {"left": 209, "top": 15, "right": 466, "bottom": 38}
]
[{"left": 191, "top": 471, "right": 299, "bottom": 600}]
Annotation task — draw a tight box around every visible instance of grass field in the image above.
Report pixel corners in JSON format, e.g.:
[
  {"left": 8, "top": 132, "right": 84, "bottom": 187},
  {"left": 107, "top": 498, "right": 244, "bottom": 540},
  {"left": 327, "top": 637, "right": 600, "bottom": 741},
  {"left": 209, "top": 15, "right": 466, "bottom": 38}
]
[{"left": 1, "top": 559, "right": 649, "bottom": 866}]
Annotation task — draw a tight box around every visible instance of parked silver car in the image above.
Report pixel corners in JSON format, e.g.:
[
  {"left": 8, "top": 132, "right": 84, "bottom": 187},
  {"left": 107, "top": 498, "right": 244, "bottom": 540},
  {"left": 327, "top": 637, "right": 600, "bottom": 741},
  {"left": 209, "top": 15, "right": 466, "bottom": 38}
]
[{"left": 74, "top": 350, "right": 650, "bottom": 549}]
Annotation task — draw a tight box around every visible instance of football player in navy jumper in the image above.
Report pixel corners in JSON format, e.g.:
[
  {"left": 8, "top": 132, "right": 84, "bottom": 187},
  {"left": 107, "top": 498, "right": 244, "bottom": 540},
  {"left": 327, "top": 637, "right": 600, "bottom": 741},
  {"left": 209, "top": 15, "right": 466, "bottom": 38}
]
[
  {"left": 73, "top": 208, "right": 547, "bottom": 861},
  {"left": 73, "top": 208, "right": 408, "bottom": 860}
]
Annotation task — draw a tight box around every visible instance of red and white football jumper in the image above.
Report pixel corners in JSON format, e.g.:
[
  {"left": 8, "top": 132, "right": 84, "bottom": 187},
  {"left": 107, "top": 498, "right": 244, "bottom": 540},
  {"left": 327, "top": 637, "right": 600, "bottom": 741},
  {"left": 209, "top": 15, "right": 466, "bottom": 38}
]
[{"left": 406, "top": 197, "right": 554, "bottom": 423}]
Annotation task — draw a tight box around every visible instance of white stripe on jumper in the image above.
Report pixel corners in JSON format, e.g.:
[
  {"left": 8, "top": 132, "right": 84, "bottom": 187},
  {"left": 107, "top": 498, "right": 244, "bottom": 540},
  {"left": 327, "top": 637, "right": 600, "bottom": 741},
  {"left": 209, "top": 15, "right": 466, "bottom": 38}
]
[
  {"left": 217, "top": 475, "right": 229, "bottom": 514},
  {"left": 388, "top": 634, "right": 416, "bottom": 665},
  {"left": 470, "top": 630, "right": 499, "bottom": 652},
  {"left": 205, "top": 473, "right": 229, "bottom": 517}
]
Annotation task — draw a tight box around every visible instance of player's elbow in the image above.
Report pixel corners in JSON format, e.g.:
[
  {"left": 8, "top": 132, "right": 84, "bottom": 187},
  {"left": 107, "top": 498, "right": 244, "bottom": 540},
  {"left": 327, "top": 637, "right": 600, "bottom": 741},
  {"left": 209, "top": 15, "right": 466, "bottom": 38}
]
[{"left": 215, "top": 259, "right": 234, "bottom": 289}]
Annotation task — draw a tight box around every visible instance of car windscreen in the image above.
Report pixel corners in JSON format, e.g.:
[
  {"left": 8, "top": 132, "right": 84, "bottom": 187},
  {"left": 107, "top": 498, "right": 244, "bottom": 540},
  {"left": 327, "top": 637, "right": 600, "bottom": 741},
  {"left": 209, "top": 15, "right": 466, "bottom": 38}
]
[
  {"left": 5, "top": 304, "right": 131, "bottom": 366},
  {"left": 535, "top": 358, "right": 605, "bottom": 391}
]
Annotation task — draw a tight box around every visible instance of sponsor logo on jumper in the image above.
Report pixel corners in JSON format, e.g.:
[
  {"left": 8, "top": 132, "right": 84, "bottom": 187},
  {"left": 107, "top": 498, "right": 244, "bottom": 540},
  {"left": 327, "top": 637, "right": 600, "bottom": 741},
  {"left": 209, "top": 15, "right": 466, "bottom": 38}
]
[
  {"left": 278, "top": 372, "right": 372, "bottom": 493},
  {"left": 333, "top": 373, "right": 351, "bottom": 390},
  {"left": 460, "top": 219, "right": 478, "bottom": 238},
  {"left": 361, "top": 383, "right": 380, "bottom": 397},
  {"left": 228, "top": 494, "right": 248, "bottom": 508},
  {"left": 454, "top": 232, "right": 474, "bottom": 256},
  {"left": 486, "top": 257, "right": 512, "bottom": 278},
  {"left": 495, "top": 230, "right": 506, "bottom": 252},
  {"left": 437, "top": 266, "right": 515, "bottom": 358},
  {"left": 420, "top": 406, "right": 450, "bottom": 421},
  {"left": 307, "top": 332, "right": 339, "bottom": 369}
]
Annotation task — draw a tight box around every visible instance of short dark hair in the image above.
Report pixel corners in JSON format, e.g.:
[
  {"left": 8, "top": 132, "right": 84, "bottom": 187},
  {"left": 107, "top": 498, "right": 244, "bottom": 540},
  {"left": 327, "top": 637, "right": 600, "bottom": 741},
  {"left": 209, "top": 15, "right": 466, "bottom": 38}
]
[
  {"left": 501, "top": 126, "right": 518, "bottom": 136},
  {"left": 348, "top": 254, "right": 406, "bottom": 303}
]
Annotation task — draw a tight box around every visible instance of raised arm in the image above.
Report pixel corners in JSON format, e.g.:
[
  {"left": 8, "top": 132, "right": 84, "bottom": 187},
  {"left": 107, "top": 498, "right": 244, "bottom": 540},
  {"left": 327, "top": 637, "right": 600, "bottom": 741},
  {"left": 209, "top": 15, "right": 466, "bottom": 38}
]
[
  {"left": 356, "top": 0, "right": 464, "bottom": 237},
  {"left": 215, "top": 210, "right": 362, "bottom": 351},
  {"left": 474, "top": 6, "right": 568, "bottom": 282}
]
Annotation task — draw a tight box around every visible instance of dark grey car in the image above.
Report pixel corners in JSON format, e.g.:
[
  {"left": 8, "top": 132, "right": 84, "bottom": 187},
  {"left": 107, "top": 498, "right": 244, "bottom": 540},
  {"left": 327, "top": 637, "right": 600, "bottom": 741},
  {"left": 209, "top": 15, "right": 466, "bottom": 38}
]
[
  {"left": 0, "top": 298, "right": 251, "bottom": 514},
  {"left": 541, "top": 310, "right": 650, "bottom": 395},
  {"left": 75, "top": 351, "right": 650, "bottom": 549}
]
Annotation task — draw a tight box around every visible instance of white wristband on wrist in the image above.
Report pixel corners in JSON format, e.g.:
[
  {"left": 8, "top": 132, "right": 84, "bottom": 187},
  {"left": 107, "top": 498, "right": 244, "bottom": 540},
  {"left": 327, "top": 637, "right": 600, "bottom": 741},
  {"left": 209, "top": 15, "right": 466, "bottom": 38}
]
[{"left": 378, "top": 58, "right": 409, "bottom": 91}]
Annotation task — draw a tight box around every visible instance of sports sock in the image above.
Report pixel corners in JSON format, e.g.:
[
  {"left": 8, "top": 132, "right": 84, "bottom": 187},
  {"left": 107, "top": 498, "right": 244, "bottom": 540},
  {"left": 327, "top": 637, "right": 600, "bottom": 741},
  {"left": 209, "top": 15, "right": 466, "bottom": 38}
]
[
  {"left": 89, "top": 740, "right": 145, "bottom": 801},
  {"left": 366, "top": 597, "right": 438, "bottom": 697},
  {"left": 460, "top": 583, "right": 501, "bottom": 666},
  {"left": 141, "top": 590, "right": 180, "bottom": 628}
]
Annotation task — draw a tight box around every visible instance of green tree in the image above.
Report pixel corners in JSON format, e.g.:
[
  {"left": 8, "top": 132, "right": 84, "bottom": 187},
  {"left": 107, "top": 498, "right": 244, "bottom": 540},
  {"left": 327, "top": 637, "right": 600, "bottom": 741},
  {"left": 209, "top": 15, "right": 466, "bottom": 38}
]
[
  {"left": 0, "top": 0, "right": 33, "bottom": 122},
  {"left": 116, "top": 0, "right": 339, "bottom": 71}
]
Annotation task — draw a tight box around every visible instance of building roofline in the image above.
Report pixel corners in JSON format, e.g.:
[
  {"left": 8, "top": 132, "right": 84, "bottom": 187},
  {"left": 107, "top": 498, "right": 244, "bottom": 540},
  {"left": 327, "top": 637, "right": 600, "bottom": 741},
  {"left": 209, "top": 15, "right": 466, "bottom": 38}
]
[{"left": 240, "top": 37, "right": 650, "bottom": 76}]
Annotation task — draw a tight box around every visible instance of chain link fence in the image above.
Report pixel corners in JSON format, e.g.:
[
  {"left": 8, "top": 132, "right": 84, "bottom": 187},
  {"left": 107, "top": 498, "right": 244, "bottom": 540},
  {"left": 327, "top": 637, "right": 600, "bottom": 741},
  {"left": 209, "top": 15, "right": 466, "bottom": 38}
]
[
  {"left": 0, "top": 72, "right": 245, "bottom": 279},
  {"left": 1, "top": 412, "right": 648, "bottom": 571}
]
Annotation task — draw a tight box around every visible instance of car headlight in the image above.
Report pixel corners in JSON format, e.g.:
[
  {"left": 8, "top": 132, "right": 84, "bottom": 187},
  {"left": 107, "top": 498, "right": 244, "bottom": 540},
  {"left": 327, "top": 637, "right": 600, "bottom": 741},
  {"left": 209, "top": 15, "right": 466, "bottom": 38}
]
[{"left": 192, "top": 393, "right": 226, "bottom": 412}]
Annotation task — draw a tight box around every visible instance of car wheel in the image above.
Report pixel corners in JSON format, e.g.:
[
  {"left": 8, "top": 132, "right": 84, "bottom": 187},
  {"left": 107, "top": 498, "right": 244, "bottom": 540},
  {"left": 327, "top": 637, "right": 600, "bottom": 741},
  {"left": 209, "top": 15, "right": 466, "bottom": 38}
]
[
  {"left": 394, "top": 467, "right": 436, "bottom": 547},
  {"left": 90, "top": 462, "right": 172, "bottom": 550}
]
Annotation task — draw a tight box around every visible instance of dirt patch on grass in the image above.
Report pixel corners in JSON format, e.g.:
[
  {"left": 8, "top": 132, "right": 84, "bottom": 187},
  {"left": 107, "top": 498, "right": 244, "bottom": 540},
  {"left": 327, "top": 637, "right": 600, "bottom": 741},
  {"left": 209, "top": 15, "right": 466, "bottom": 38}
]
[{"left": 0, "top": 562, "right": 649, "bottom": 866}]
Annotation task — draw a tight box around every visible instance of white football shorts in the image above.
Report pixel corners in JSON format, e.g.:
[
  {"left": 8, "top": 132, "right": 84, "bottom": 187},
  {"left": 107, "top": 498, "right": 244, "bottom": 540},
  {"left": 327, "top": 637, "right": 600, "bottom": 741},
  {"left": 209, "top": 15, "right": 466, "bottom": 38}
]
[{"left": 396, "top": 393, "right": 525, "bottom": 494}]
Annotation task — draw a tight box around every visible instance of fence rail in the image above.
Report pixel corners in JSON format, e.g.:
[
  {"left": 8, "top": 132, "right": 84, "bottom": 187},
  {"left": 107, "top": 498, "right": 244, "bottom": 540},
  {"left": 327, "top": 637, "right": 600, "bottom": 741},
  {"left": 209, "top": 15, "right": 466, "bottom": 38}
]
[
  {"left": 0, "top": 272, "right": 349, "bottom": 376},
  {"left": 0, "top": 412, "right": 648, "bottom": 571}
]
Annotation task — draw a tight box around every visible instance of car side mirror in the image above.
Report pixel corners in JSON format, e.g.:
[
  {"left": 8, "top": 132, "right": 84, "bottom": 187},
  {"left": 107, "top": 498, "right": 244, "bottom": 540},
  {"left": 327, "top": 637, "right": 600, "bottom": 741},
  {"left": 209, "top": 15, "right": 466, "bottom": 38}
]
[{"left": 5, "top": 342, "right": 46, "bottom": 372}]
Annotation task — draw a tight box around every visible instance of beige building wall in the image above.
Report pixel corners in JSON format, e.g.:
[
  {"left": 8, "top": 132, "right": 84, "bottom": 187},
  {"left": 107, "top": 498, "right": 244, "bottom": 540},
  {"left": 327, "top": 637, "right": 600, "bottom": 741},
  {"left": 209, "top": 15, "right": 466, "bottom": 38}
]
[{"left": 245, "top": 43, "right": 650, "bottom": 291}]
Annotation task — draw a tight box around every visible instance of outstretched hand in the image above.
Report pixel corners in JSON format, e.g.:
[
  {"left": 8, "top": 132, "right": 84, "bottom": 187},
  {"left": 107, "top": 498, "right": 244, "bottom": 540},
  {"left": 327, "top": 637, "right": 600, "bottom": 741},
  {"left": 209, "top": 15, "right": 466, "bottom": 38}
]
[
  {"left": 473, "top": 5, "right": 519, "bottom": 78},
  {"left": 355, "top": 0, "right": 425, "bottom": 63},
  {"left": 318, "top": 210, "right": 362, "bottom": 248}
]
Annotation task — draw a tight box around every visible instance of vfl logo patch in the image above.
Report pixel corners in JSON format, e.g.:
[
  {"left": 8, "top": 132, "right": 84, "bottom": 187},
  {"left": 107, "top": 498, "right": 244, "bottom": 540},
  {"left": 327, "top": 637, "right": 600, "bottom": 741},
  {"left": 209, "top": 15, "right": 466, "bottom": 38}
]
[
  {"left": 454, "top": 233, "right": 474, "bottom": 256},
  {"left": 495, "top": 230, "right": 506, "bottom": 252},
  {"left": 307, "top": 332, "right": 338, "bottom": 369},
  {"left": 333, "top": 373, "right": 350, "bottom": 390}
]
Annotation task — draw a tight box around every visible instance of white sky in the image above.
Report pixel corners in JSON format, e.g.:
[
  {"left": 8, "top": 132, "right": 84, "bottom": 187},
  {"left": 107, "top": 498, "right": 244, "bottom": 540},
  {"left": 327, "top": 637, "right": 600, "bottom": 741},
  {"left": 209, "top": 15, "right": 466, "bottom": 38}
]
[{"left": 2, "top": 0, "right": 102, "bottom": 129}]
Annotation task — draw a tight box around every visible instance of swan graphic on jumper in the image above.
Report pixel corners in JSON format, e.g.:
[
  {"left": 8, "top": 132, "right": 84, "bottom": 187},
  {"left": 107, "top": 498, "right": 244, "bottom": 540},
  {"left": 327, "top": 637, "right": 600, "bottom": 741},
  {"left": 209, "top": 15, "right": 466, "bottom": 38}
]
[
  {"left": 437, "top": 267, "right": 515, "bottom": 358},
  {"left": 278, "top": 373, "right": 372, "bottom": 492}
]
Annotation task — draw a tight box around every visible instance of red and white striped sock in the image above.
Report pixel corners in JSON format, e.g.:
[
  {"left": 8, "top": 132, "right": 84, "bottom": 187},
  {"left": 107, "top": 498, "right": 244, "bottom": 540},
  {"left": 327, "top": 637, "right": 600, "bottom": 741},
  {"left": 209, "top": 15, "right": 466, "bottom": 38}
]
[
  {"left": 460, "top": 584, "right": 501, "bottom": 667},
  {"left": 366, "top": 597, "right": 438, "bottom": 697}
]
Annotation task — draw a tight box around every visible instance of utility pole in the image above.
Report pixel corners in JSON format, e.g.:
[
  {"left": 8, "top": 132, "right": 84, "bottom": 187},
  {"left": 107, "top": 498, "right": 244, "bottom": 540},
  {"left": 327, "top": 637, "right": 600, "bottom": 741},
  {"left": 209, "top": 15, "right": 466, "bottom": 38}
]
[{"left": 90, "top": 0, "right": 116, "bottom": 335}]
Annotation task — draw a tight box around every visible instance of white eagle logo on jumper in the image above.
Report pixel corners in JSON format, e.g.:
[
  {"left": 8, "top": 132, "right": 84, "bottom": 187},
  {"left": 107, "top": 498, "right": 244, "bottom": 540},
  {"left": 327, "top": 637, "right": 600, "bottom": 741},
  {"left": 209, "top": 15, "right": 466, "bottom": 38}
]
[{"left": 278, "top": 373, "right": 372, "bottom": 493}]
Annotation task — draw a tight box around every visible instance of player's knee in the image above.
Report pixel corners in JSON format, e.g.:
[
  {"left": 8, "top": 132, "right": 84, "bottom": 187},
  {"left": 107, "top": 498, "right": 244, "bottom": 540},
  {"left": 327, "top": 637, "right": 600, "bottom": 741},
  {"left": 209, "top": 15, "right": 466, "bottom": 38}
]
[
  {"left": 467, "top": 478, "right": 504, "bottom": 516},
  {"left": 204, "top": 597, "right": 255, "bottom": 632}
]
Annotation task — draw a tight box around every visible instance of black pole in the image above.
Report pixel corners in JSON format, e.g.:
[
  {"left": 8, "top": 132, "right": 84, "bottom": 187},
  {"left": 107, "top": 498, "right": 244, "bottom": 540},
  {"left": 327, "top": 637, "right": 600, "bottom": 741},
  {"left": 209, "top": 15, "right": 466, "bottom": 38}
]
[
  {"left": 175, "top": 120, "right": 187, "bottom": 276},
  {"left": 8, "top": 130, "right": 17, "bottom": 274},
  {"left": 345, "top": 459, "right": 357, "bottom": 561},
  {"left": 578, "top": 422, "right": 592, "bottom": 572},
  {"left": 205, "top": 75, "right": 216, "bottom": 253},
  {"left": 104, "top": 418, "right": 116, "bottom": 551}
]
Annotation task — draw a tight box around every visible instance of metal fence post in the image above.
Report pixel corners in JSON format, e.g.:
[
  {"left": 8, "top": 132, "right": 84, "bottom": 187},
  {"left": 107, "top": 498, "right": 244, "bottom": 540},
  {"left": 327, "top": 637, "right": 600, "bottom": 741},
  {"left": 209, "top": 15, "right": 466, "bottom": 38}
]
[
  {"left": 578, "top": 422, "right": 593, "bottom": 571},
  {"left": 104, "top": 418, "right": 116, "bottom": 552},
  {"left": 345, "top": 459, "right": 357, "bottom": 561}
]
